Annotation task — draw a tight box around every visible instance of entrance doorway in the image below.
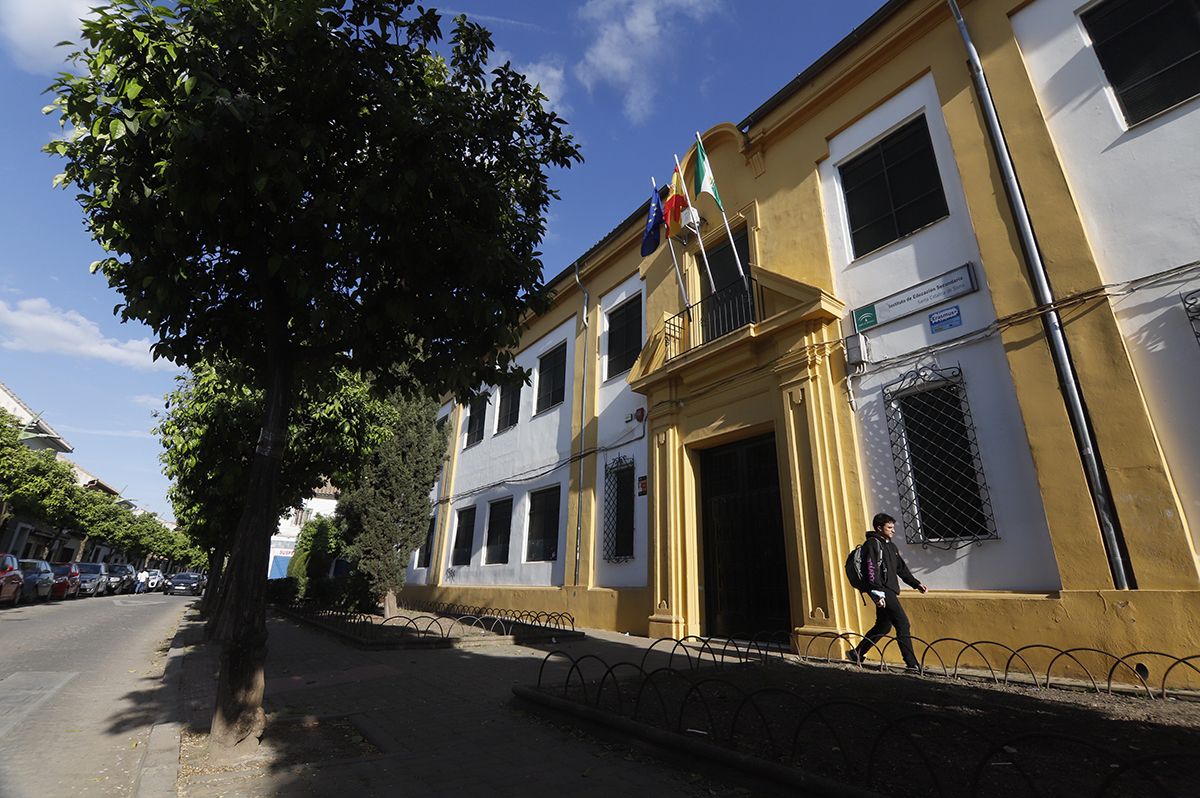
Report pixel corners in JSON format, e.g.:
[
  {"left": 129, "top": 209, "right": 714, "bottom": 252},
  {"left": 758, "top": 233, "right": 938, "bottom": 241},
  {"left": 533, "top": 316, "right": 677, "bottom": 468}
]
[{"left": 699, "top": 434, "right": 791, "bottom": 638}]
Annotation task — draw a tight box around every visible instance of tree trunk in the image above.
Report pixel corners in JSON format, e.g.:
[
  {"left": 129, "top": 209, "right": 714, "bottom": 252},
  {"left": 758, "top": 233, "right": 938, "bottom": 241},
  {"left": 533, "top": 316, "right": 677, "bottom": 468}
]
[
  {"left": 207, "top": 351, "right": 293, "bottom": 758},
  {"left": 200, "top": 545, "right": 227, "bottom": 622}
]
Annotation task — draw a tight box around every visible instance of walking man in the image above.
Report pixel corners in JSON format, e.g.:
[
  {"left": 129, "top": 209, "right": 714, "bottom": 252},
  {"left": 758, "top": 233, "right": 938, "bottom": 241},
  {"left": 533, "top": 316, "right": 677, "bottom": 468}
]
[
  {"left": 848, "top": 513, "right": 928, "bottom": 671},
  {"left": 136, "top": 567, "right": 149, "bottom": 594}
]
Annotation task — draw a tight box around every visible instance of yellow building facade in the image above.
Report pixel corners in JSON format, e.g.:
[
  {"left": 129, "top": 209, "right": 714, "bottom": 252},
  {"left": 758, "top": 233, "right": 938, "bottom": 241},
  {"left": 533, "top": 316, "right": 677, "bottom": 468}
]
[{"left": 402, "top": 0, "right": 1200, "bottom": 662}]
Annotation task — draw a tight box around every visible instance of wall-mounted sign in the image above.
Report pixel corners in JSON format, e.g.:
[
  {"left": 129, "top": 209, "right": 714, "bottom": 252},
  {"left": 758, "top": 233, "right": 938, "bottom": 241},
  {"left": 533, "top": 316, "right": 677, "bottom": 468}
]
[
  {"left": 852, "top": 263, "right": 977, "bottom": 333},
  {"left": 637, "top": 475, "right": 648, "bottom": 496},
  {"left": 929, "top": 305, "right": 962, "bottom": 334}
]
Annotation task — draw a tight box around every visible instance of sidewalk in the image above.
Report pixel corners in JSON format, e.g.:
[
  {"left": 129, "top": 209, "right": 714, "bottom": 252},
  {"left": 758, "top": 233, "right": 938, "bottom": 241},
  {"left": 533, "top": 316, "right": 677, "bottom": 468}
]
[{"left": 170, "top": 612, "right": 758, "bottom": 797}]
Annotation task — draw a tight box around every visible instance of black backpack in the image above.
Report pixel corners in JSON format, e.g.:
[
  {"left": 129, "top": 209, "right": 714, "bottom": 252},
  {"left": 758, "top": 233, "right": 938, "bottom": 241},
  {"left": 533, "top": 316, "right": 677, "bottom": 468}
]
[{"left": 845, "top": 537, "right": 884, "bottom": 594}]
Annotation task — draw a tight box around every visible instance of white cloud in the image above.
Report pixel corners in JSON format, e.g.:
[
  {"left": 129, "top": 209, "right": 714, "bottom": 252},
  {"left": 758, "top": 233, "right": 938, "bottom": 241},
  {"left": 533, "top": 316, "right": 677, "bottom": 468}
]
[
  {"left": 440, "top": 8, "right": 545, "bottom": 31},
  {"left": 0, "top": 0, "right": 94, "bottom": 75},
  {"left": 575, "top": 0, "right": 721, "bottom": 124},
  {"left": 490, "top": 49, "right": 571, "bottom": 116},
  {"left": 0, "top": 297, "right": 177, "bottom": 372},
  {"left": 131, "top": 393, "right": 164, "bottom": 409}
]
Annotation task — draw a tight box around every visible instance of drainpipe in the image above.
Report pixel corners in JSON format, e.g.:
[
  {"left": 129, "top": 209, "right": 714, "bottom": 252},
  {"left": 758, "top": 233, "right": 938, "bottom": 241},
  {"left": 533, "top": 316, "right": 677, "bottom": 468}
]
[
  {"left": 946, "top": 0, "right": 1133, "bottom": 589},
  {"left": 572, "top": 262, "right": 589, "bottom": 588}
]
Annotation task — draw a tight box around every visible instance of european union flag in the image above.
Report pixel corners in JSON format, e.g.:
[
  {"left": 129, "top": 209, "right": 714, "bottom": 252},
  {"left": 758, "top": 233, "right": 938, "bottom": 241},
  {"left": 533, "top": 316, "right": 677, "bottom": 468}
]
[{"left": 640, "top": 187, "right": 664, "bottom": 257}]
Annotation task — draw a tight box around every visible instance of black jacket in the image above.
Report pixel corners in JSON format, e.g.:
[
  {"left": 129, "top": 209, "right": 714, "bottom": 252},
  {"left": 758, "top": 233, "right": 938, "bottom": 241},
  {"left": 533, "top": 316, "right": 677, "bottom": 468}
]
[{"left": 863, "top": 531, "right": 922, "bottom": 595}]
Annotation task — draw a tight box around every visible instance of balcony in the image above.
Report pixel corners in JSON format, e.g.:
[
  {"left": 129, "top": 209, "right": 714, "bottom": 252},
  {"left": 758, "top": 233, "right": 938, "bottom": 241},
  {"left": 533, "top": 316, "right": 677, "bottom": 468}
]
[{"left": 664, "top": 277, "right": 763, "bottom": 361}]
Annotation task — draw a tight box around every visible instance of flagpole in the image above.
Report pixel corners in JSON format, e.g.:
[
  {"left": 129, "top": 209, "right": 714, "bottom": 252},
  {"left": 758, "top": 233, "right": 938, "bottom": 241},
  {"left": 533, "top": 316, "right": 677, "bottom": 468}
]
[
  {"left": 695, "top": 132, "right": 750, "bottom": 296},
  {"left": 674, "top": 154, "right": 717, "bottom": 295},
  {"left": 652, "top": 177, "right": 691, "bottom": 310}
]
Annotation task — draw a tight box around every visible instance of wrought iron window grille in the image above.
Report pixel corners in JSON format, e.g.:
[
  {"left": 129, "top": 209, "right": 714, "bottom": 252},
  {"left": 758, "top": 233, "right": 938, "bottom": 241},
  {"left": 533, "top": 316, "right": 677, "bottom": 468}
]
[
  {"left": 1184, "top": 288, "right": 1200, "bottom": 346},
  {"left": 882, "top": 365, "right": 998, "bottom": 550},
  {"left": 603, "top": 455, "right": 636, "bottom": 563}
]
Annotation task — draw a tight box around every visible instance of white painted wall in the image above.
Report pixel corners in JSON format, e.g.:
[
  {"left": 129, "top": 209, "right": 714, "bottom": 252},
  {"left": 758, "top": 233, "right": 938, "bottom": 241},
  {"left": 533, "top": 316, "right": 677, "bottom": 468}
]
[
  {"left": 1012, "top": 0, "right": 1200, "bottom": 552},
  {"left": 411, "top": 315, "right": 577, "bottom": 587},
  {"left": 594, "top": 274, "right": 649, "bottom": 588},
  {"left": 819, "top": 74, "right": 1061, "bottom": 591}
]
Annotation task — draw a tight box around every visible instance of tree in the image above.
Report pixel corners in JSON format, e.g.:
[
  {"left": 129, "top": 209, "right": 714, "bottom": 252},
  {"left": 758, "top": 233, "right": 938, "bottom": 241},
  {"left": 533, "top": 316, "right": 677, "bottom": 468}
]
[
  {"left": 156, "top": 360, "right": 397, "bottom": 615},
  {"left": 286, "top": 514, "right": 343, "bottom": 595},
  {"left": 336, "top": 391, "right": 446, "bottom": 601},
  {"left": 48, "top": 0, "right": 578, "bottom": 753}
]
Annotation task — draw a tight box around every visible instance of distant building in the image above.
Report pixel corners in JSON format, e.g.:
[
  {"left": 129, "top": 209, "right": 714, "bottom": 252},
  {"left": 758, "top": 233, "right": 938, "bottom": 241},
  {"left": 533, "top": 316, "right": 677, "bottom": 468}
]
[{"left": 268, "top": 482, "right": 338, "bottom": 578}]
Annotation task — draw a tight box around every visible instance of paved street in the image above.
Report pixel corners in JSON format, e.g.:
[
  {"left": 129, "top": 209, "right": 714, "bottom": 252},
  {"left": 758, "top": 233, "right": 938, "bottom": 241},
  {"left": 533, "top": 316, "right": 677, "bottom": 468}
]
[{"left": 0, "top": 591, "right": 191, "bottom": 798}]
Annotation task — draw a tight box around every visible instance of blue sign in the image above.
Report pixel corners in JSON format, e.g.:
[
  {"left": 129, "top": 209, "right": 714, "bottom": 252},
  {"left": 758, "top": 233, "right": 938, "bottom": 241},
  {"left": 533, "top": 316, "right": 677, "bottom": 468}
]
[{"left": 929, "top": 305, "right": 962, "bottom": 334}]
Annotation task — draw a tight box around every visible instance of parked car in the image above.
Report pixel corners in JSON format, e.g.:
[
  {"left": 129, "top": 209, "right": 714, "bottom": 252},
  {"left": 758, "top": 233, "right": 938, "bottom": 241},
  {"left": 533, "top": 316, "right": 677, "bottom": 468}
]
[
  {"left": 0, "top": 553, "right": 24, "bottom": 606},
  {"left": 50, "top": 562, "right": 81, "bottom": 600},
  {"left": 18, "top": 560, "right": 53, "bottom": 602},
  {"left": 146, "top": 569, "right": 165, "bottom": 591},
  {"left": 76, "top": 562, "right": 108, "bottom": 597},
  {"left": 106, "top": 563, "right": 136, "bottom": 594},
  {"left": 165, "top": 572, "right": 204, "bottom": 596}
]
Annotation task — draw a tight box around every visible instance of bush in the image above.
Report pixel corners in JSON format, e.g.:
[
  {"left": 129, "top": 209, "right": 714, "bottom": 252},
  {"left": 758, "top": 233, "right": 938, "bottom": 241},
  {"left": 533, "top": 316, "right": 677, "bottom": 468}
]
[
  {"left": 265, "top": 576, "right": 301, "bottom": 606},
  {"left": 308, "top": 571, "right": 377, "bottom": 613}
]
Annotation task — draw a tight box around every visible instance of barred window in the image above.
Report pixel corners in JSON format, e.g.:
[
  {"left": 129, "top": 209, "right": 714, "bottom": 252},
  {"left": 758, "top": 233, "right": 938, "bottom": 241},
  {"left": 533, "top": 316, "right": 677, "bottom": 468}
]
[
  {"left": 417, "top": 515, "right": 436, "bottom": 568},
  {"left": 839, "top": 115, "right": 949, "bottom": 258},
  {"left": 536, "top": 343, "right": 567, "bottom": 413},
  {"left": 465, "top": 394, "right": 487, "bottom": 447},
  {"left": 526, "top": 485, "right": 560, "bottom": 562},
  {"left": 1184, "top": 288, "right": 1200, "bottom": 344},
  {"left": 883, "top": 366, "right": 997, "bottom": 548},
  {"left": 1081, "top": 0, "right": 1200, "bottom": 125},
  {"left": 607, "top": 296, "right": 642, "bottom": 378},
  {"left": 497, "top": 383, "right": 521, "bottom": 432},
  {"left": 603, "top": 456, "right": 635, "bottom": 562},
  {"left": 451, "top": 507, "right": 476, "bottom": 566},
  {"left": 484, "top": 498, "right": 513, "bottom": 564}
]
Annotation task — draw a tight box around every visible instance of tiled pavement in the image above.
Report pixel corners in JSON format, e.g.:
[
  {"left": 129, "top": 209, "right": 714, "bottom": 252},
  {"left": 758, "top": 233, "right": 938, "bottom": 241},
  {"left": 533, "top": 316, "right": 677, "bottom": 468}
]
[{"left": 173, "top": 613, "right": 760, "bottom": 797}]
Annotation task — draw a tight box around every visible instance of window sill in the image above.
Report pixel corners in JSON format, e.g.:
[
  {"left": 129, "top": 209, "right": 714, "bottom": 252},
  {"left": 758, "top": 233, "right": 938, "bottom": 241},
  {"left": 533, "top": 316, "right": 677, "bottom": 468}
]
[
  {"left": 603, "top": 366, "right": 633, "bottom": 385},
  {"left": 462, "top": 439, "right": 483, "bottom": 451},
  {"left": 531, "top": 401, "right": 564, "bottom": 419},
  {"left": 493, "top": 424, "right": 517, "bottom": 437}
]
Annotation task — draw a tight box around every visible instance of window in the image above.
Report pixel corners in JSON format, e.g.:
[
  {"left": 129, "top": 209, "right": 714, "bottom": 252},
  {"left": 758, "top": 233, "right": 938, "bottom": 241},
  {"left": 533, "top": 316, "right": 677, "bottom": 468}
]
[
  {"left": 698, "top": 228, "right": 755, "bottom": 345},
  {"left": 603, "top": 456, "right": 636, "bottom": 562},
  {"left": 526, "top": 486, "right": 561, "bottom": 562},
  {"left": 464, "top": 394, "right": 487, "bottom": 447},
  {"left": 1081, "top": 0, "right": 1200, "bottom": 125},
  {"left": 1185, "top": 288, "right": 1200, "bottom": 345},
  {"left": 417, "top": 515, "right": 436, "bottom": 568},
  {"left": 536, "top": 343, "right": 567, "bottom": 413},
  {"left": 451, "top": 507, "right": 476, "bottom": 566},
  {"left": 607, "top": 296, "right": 643, "bottom": 378},
  {"left": 883, "top": 366, "right": 997, "bottom": 549},
  {"left": 484, "top": 498, "right": 513, "bottom": 564},
  {"left": 497, "top": 383, "right": 521, "bottom": 432},
  {"left": 839, "top": 115, "right": 949, "bottom": 257}
]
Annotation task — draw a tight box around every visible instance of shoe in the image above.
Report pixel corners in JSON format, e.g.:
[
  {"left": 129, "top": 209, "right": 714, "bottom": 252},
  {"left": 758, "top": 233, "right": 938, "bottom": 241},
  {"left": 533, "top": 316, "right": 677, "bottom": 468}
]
[
  {"left": 845, "top": 649, "right": 863, "bottom": 665},
  {"left": 903, "top": 665, "right": 923, "bottom": 675}
]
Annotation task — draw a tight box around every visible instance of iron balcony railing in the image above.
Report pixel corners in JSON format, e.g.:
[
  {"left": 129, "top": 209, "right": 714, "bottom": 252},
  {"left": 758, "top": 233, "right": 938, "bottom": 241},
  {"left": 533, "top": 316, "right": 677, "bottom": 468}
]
[{"left": 664, "top": 277, "right": 762, "bottom": 361}]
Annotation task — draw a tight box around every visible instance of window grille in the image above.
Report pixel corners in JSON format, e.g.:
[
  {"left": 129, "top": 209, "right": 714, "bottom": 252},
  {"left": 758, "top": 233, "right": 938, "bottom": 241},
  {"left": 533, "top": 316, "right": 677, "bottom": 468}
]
[
  {"left": 485, "top": 498, "right": 513, "bottom": 564},
  {"left": 839, "top": 115, "right": 949, "bottom": 257},
  {"left": 1081, "top": 0, "right": 1200, "bottom": 126},
  {"left": 497, "top": 383, "right": 521, "bottom": 432},
  {"left": 451, "top": 507, "right": 475, "bottom": 566},
  {"left": 536, "top": 343, "right": 567, "bottom": 413},
  {"left": 607, "top": 296, "right": 642, "bottom": 378},
  {"left": 883, "top": 366, "right": 997, "bottom": 549},
  {"left": 465, "top": 395, "right": 487, "bottom": 447},
  {"left": 526, "top": 485, "right": 560, "bottom": 562},
  {"left": 417, "top": 515, "right": 436, "bottom": 568},
  {"left": 1184, "top": 288, "right": 1200, "bottom": 345},
  {"left": 603, "top": 456, "right": 636, "bottom": 562}
]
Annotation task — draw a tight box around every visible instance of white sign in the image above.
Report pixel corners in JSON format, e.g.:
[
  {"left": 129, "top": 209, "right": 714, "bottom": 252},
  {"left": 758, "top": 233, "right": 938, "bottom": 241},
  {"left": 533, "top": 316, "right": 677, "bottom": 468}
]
[{"left": 853, "top": 263, "right": 976, "bottom": 333}]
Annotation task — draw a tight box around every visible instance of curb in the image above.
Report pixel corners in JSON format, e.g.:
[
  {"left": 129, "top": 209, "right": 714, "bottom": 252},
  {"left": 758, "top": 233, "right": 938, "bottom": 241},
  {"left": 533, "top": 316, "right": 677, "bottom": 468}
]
[{"left": 511, "top": 684, "right": 884, "bottom": 798}]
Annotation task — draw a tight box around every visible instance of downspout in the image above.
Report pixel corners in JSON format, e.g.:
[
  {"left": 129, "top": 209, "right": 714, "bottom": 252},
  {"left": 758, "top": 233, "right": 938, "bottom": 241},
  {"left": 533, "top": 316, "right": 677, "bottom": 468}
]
[
  {"left": 572, "top": 263, "right": 589, "bottom": 588},
  {"left": 946, "top": 0, "right": 1133, "bottom": 589}
]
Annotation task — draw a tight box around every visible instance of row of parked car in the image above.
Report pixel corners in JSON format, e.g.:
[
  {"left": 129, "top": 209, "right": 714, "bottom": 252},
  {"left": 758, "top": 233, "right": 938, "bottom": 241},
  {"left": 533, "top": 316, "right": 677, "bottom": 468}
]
[{"left": 0, "top": 552, "right": 208, "bottom": 606}]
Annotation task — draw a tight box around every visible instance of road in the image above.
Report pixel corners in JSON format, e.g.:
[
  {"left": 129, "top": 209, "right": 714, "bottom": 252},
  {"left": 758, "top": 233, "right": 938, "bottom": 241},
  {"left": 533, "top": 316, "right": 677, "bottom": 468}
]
[{"left": 0, "top": 589, "right": 191, "bottom": 797}]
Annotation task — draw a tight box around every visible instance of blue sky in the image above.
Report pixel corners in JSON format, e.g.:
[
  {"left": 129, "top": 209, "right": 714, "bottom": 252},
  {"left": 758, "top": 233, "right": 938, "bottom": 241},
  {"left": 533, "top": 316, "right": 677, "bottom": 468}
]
[{"left": 0, "top": 0, "right": 882, "bottom": 519}]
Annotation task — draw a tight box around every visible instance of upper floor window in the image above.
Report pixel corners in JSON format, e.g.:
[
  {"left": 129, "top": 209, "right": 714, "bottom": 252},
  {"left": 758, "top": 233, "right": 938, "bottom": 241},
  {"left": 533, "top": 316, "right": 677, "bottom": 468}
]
[
  {"left": 607, "top": 296, "right": 642, "bottom": 378},
  {"left": 536, "top": 343, "right": 567, "bottom": 413},
  {"left": 839, "top": 114, "right": 949, "bottom": 258},
  {"left": 1081, "top": 0, "right": 1200, "bottom": 125},
  {"left": 497, "top": 382, "right": 521, "bottom": 432},
  {"left": 464, "top": 394, "right": 487, "bottom": 447}
]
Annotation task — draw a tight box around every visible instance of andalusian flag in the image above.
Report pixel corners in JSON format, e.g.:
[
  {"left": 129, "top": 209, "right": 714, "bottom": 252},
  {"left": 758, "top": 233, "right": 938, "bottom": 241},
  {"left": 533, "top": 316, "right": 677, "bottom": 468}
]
[
  {"left": 663, "top": 166, "right": 689, "bottom": 237},
  {"left": 694, "top": 137, "right": 723, "bottom": 211}
]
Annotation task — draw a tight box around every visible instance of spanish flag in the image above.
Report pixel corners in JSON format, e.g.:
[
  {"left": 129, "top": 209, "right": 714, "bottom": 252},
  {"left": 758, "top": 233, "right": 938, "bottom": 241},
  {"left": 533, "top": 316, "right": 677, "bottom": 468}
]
[{"left": 662, "top": 166, "right": 689, "bottom": 238}]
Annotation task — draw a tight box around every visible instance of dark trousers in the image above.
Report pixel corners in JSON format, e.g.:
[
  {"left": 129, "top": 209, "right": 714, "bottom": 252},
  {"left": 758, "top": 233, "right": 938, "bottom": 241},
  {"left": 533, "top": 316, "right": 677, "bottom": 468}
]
[{"left": 855, "top": 590, "right": 918, "bottom": 667}]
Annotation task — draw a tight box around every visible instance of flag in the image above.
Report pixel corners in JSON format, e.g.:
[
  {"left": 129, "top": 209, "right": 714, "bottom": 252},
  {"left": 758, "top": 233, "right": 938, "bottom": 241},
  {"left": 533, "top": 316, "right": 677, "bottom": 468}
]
[
  {"left": 694, "top": 137, "right": 723, "bottom": 211},
  {"left": 663, "top": 166, "right": 689, "bottom": 237},
  {"left": 640, "top": 186, "right": 664, "bottom": 256}
]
